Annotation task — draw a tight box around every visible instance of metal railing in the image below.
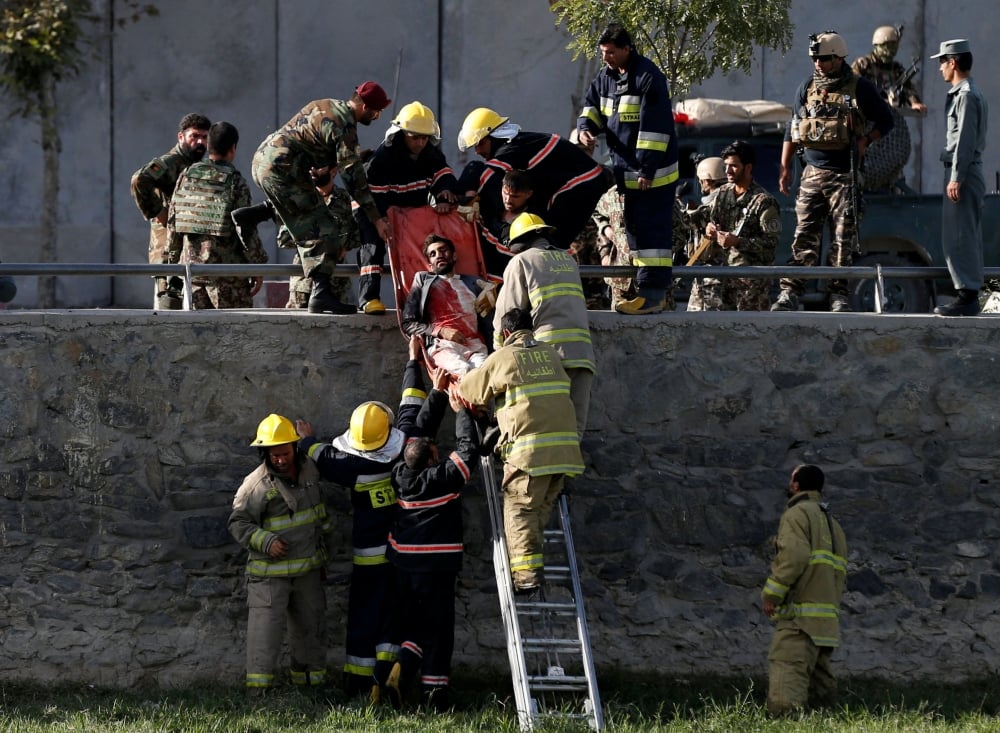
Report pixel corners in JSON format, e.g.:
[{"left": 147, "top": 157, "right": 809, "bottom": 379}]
[{"left": 0, "top": 262, "right": 989, "bottom": 314}]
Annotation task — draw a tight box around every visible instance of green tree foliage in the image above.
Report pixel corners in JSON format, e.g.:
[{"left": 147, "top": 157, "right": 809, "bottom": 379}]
[{"left": 551, "top": 0, "right": 794, "bottom": 101}]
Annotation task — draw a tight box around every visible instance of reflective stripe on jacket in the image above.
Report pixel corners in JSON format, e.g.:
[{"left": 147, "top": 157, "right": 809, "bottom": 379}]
[
  {"left": 493, "top": 235, "right": 595, "bottom": 374},
  {"left": 762, "top": 491, "right": 848, "bottom": 647},
  {"left": 228, "top": 459, "right": 332, "bottom": 578},
  {"left": 459, "top": 329, "right": 583, "bottom": 477},
  {"left": 578, "top": 52, "right": 679, "bottom": 189}
]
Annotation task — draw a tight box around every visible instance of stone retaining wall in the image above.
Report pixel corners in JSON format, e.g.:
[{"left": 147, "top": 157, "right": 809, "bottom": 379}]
[{"left": 1, "top": 310, "right": 997, "bottom": 687}]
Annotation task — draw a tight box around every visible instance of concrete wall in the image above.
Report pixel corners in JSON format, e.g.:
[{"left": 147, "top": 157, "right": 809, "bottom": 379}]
[
  {"left": 0, "top": 1, "right": 996, "bottom": 307},
  {"left": 1, "top": 309, "right": 999, "bottom": 687}
]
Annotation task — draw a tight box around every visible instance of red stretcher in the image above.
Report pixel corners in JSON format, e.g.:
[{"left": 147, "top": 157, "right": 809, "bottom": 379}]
[{"left": 386, "top": 205, "right": 490, "bottom": 340}]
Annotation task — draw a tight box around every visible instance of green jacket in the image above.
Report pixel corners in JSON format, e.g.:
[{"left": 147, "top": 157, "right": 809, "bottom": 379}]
[{"left": 762, "top": 491, "right": 848, "bottom": 647}]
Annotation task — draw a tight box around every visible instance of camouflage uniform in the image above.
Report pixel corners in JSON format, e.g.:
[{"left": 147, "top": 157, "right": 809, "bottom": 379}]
[
  {"left": 683, "top": 188, "right": 726, "bottom": 311},
  {"left": 130, "top": 144, "right": 203, "bottom": 300},
  {"left": 282, "top": 185, "right": 358, "bottom": 308},
  {"left": 594, "top": 188, "right": 684, "bottom": 310},
  {"left": 251, "top": 99, "right": 380, "bottom": 280},
  {"left": 852, "top": 54, "right": 922, "bottom": 191},
  {"left": 688, "top": 182, "right": 781, "bottom": 310},
  {"left": 568, "top": 214, "right": 611, "bottom": 309},
  {"left": 167, "top": 159, "right": 268, "bottom": 309}
]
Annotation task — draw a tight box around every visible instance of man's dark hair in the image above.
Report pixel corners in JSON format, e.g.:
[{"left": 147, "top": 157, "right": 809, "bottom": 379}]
[
  {"left": 208, "top": 121, "right": 239, "bottom": 156},
  {"left": 500, "top": 307, "right": 533, "bottom": 335},
  {"left": 502, "top": 169, "right": 533, "bottom": 192},
  {"left": 792, "top": 464, "right": 825, "bottom": 493},
  {"left": 178, "top": 113, "right": 211, "bottom": 133},
  {"left": 943, "top": 52, "right": 973, "bottom": 72},
  {"left": 722, "top": 140, "right": 756, "bottom": 167},
  {"left": 599, "top": 23, "right": 632, "bottom": 49},
  {"left": 403, "top": 437, "right": 434, "bottom": 469},
  {"left": 422, "top": 234, "right": 455, "bottom": 260}
]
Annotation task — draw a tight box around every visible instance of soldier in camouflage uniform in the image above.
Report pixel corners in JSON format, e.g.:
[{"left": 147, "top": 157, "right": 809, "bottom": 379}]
[
  {"left": 167, "top": 122, "right": 268, "bottom": 309},
  {"left": 594, "top": 190, "right": 684, "bottom": 311},
  {"left": 683, "top": 157, "right": 727, "bottom": 311},
  {"left": 284, "top": 164, "right": 356, "bottom": 308},
  {"left": 852, "top": 26, "right": 928, "bottom": 191},
  {"left": 700, "top": 141, "right": 781, "bottom": 310},
  {"left": 252, "top": 82, "right": 392, "bottom": 315},
  {"left": 130, "top": 113, "right": 210, "bottom": 309},
  {"left": 775, "top": 32, "right": 893, "bottom": 313}
]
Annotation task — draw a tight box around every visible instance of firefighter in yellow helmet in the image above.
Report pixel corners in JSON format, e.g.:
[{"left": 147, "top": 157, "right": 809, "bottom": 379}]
[
  {"left": 228, "top": 414, "right": 334, "bottom": 695},
  {"left": 295, "top": 342, "right": 427, "bottom": 699},
  {"left": 456, "top": 106, "right": 610, "bottom": 254},
  {"left": 493, "top": 212, "right": 595, "bottom": 438},
  {"left": 355, "top": 101, "right": 462, "bottom": 315}
]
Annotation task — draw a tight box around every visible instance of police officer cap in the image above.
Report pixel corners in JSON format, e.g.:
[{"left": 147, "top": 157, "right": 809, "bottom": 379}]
[{"left": 930, "top": 39, "right": 971, "bottom": 58}]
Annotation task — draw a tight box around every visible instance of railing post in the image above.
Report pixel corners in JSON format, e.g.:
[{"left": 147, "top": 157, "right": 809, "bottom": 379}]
[
  {"left": 874, "top": 264, "right": 885, "bottom": 314},
  {"left": 183, "top": 263, "right": 194, "bottom": 311}
]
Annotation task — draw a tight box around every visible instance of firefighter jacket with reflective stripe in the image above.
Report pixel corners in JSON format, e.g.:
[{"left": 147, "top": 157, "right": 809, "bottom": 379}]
[
  {"left": 228, "top": 458, "right": 332, "bottom": 578},
  {"left": 459, "top": 329, "right": 583, "bottom": 477},
  {"left": 493, "top": 235, "right": 595, "bottom": 374},
  {"left": 578, "top": 52, "right": 679, "bottom": 190},
  {"left": 762, "top": 491, "right": 848, "bottom": 647},
  {"left": 366, "top": 132, "right": 460, "bottom": 214},
  {"left": 299, "top": 360, "right": 425, "bottom": 563},
  {"left": 387, "top": 385, "right": 479, "bottom": 572},
  {"left": 474, "top": 131, "right": 607, "bottom": 217}
]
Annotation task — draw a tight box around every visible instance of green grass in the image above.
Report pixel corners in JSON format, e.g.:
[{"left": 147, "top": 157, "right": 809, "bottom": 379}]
[{"left": 1, "top": 673, "right": 999, "bottom": 732}]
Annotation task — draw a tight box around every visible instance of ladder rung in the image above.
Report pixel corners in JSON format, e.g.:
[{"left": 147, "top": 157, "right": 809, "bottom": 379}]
[
  {"left": 528, "top": 676, "right": 590, "bottom": 688},
  {"left": 545, "top": 565, "right": 570, "bottom": 574},
  {"left": 535, "top": 712, "right": 592, "bottom": 721},
  {"left": 517, "top": 600, "right": 576, "bottom": 613},
  {"left": 523, "top": 639, "right": 583, "bottom": 653},
  {"left": 543, "top": 529, "right": 565, "bottom": 539}
]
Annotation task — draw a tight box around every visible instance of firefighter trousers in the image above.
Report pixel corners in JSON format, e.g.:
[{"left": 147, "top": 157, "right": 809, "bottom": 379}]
[
  {"left": 344, "top": 561, "right": 397, "bottom": 696},
  {"left": 502, "top": 466, "right": 564, "bottom": 588},
  {"left": 245, "top": 572, "right": 327, "bottom": 690},
  {"left": 767, "top": 625, "right": 837, "bottom": 715},
  {"left": 387, "top": 569, "right": 457, "bottom": 695}
]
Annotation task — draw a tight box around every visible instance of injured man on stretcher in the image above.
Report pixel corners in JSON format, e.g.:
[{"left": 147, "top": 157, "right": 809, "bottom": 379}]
[{"left": 400, "top": 233, "right": 497, "bottom": 376}]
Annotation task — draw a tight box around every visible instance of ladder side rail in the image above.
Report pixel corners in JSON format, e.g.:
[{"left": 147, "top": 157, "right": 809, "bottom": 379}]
[
  {"left": 558, "top": 495, "right": 605, "bottom": 730},
  {"left": 482, "top": 455, "right": 536, "bottom": 731}
]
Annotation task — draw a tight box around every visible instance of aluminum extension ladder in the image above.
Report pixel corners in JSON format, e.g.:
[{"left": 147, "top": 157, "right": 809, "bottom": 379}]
[{"left": 481, "top": 455, "right": 604, "bottom": 731}]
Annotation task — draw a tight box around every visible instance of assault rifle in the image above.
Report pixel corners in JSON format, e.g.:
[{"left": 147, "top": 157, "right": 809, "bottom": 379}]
[
  {"left": 887, "top": 57, "right": 920, "bottom": 109},
  {"left": 844, "top": 94, "right": 862, "bottom": 256}
]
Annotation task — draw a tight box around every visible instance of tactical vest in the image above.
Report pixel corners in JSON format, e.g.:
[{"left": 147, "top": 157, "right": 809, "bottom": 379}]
[
  {"left": 795, "top": 76, "right": 861, "bottom": 150},
  {"left": 172, "top": 162, "right": 236, "bottom": 237}
]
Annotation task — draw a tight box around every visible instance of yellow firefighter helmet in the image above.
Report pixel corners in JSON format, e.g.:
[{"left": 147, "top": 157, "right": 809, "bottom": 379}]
[
  {"left": 348, "top": 401, "right": 395, "bottom": 452},
  {"left": 508, "top": 212, "right": 555, "bottom": 244},
  {"left": 392, "top": 101, "right": 440, "bottom": 138},
  {"left": 250, "top": 414, "right": 299, "bottom": 447},
  {"left": 457, "top": 107, "right": 509, "bottom": 151}
]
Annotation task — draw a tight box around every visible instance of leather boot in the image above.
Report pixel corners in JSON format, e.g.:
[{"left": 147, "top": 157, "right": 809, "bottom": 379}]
[
  {"left": 230, "top": 200, "right": 275, "bottom": 228},
  {"left": 934, "top": 289, "right": 981, "bottom": 317},
  {"left": 308, "top": 276, "right": 355, "bottom": 314}
]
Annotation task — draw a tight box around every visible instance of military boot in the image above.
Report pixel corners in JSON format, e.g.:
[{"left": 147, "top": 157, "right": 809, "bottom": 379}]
[
  {"left": 308, "top": 277, "right": 355, "bottom": 314},
  {"left": 934, "top": 289, "right": 981, "bottom": 317},
  {"left": 231, "top": 200, "right": 275, "bottom": 228}
]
